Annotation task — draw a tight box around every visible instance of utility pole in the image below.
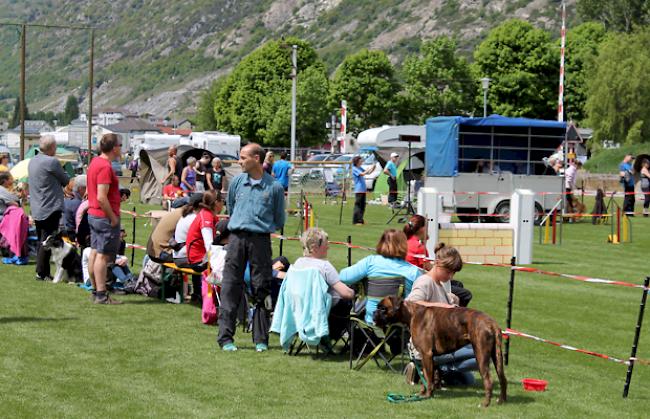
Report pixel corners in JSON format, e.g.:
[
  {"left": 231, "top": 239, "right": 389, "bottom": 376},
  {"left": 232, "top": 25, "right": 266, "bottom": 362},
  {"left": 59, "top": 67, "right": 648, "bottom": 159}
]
[
  {"left": 290, "top": 44, "right": 297, "bottom": 161},
  {"left": 19, "top": 24, "right": 26, "bottom": 160},
  {"left": 87, "top": 28, "right": 94, "bottom": 164}
]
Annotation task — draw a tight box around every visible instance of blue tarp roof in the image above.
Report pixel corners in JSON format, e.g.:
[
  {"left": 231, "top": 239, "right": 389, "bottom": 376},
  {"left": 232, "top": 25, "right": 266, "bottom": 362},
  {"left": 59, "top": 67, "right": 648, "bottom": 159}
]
[{"left": 425, "top": 115, "right": 566, "bottom": 176}]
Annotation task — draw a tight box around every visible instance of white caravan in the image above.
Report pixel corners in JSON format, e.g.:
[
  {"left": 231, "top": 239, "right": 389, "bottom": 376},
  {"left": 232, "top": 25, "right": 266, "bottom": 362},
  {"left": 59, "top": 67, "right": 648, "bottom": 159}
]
[
  {"left": 189, "top": 131, "right": 241, "bottom": 158},
  {"left": 131, "top": 133, "right": 181, "bottom": 156}
]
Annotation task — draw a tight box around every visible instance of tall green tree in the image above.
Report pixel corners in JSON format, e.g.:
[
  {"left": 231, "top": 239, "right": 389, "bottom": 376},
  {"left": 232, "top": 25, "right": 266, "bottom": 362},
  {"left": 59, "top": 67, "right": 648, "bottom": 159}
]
[
  {"left": 577, "top": 0, "right": 650, "bottom": 33},
  {"left": 62, "top": 95, "right": 79, "bottom": 125},
  {"left": 563, "top": 22, "right": 607, "bottom": 123},
  {"left": 586, "top": 29, "right": 650, "bottom": 148},
  {"left": 213, "top": 37, "right": 327, "bottom": 147},
  {"left": 329, "top": 49, "right": 400, "bottom": 133},
  {"left": 10, "top": 96, "right": 29, "bottom": 128},
  {"left": 196, "top": 78, "right": 223, "bottom": 131},
  {"left": 399, "top": 36, "right": 476, "bottom": 123},
  {"left": 473, "top": 19, "right": 557, "bottom": 119}
]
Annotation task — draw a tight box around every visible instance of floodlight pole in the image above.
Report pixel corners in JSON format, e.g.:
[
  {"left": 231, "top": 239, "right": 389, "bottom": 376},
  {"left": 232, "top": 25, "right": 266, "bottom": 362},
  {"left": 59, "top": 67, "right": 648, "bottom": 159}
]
[
  {"left": 87, "top": 28, "right": 94, "bottom": 165},
  {"left": 290, "top": 44, "right": 297, "bottom": 162}
]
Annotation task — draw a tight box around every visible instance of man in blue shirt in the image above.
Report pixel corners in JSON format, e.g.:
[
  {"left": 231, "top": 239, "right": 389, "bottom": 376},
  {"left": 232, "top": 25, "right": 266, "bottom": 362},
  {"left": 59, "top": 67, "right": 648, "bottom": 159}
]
[
  {"left": 218, "top": 143, "right": 286, "bottom": 352},
  {"left": 272, "top": 151, "right": 293, "bottom": 191},
  {"left": 352, "top": 155, "right": 372, "bottom": 225},
  {"left": 619, "top": 154, "right": 635, "bottom": 215},
  {"left": 383, "top": 152, "right": 399, "bottom": 206}
]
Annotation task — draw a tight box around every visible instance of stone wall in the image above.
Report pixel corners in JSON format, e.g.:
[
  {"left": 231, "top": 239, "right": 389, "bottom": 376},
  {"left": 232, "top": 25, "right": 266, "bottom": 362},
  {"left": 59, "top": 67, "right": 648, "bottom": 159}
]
[{"left": 438, "top": 223, "right": 513, "bottom": 264}]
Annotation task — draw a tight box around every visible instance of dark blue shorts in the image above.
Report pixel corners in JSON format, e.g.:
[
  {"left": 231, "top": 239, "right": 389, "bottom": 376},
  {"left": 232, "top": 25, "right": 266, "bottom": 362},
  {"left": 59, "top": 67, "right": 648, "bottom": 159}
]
[{"left": 89, "top": 215, "right": 120, "bottom": 255}]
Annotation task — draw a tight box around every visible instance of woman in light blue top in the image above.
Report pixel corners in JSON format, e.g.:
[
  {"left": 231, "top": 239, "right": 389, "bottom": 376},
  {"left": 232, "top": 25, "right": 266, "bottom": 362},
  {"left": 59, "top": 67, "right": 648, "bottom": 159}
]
[{"left": 339, "top": 229, "right": 423, "bottom": 324}]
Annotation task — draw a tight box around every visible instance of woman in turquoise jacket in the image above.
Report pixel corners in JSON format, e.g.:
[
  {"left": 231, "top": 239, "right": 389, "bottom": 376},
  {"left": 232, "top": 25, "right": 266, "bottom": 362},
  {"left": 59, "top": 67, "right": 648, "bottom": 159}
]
[{"left": 339, "top": 229, "right": 423, "bottom": 324}]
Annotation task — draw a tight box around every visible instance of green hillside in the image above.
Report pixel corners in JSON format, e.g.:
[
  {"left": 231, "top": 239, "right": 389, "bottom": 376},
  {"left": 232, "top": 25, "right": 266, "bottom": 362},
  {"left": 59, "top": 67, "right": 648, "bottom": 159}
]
[{"left": 0, "top": 0, "right": 574, "bottom": 117}]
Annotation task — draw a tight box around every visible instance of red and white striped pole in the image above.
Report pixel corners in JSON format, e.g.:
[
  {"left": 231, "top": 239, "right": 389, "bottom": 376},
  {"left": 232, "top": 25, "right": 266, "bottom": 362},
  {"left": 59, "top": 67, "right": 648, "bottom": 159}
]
[{"left": 557, "top": 1, "right": 566, "bottom": 122}]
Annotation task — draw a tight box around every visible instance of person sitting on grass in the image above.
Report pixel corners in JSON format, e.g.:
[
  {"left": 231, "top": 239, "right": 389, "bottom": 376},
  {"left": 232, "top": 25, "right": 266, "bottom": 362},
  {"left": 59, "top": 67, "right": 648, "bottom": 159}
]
[
  {"left": 403, "top": 243, "right": 478, "bottom": 387},
  {"left": 403, "top": 215, "right": 472, "bottom": 307},
  {"left": 339, "top": 229, "right": 422, "bottom": 325}
]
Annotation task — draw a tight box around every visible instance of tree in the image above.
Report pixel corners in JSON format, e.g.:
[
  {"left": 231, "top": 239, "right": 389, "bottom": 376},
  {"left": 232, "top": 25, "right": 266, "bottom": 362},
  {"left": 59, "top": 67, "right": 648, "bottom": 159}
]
[
  {"left": 399, "top": 36, "right": 476, "bottom": 123},
  {"left": 213, "top": 37, "right": 326, "bottom": 147},
  {"left": 10, "top": 96, "right": 30, "bottom": 128},
  {"left": 563, "top": 22, "right": 607, "bottom": 123},
  {"left": 329, "top": 49, "right": 400, "bottom": 133},
  {"left": 577, "top": 0, "right": 650, "bottom": 33},
  {"left": 196, "top": 78, "right": 223, "bottom": 131},
  {"left": 586, "top": 29, "right": 650, "bottom": 148},
  {"left": 62, "top": 95, "right": 80, "bottom": 125},
  {"left": 473, "top": 19, "right": 557, "bottom": 119}
]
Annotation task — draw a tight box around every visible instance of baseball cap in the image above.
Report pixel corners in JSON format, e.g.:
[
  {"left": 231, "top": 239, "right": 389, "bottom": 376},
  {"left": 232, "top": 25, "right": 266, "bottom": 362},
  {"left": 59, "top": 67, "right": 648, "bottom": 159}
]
[
  {"left": 390, "top": 152, "right": 399, "bottom": 158},
  {"left": 214, "top": 220, "right": 230, "bottom": 245},
  {"left": 189, "top": 193, "right": 204, "bottom": 206}
]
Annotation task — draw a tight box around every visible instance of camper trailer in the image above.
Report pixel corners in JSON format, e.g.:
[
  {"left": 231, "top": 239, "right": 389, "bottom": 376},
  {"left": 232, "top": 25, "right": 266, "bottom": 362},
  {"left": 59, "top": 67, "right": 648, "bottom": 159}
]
[
  {"left": 357, "top": 125, "right": 426, "bottom": 190},
  {"left": 189, "top": 132, "right": 240, "bottom": 158},
  {"left": 131, "top": 133, "right": 181, "bottom": 155},
  {"left": 424, "top": 116, "right": 565, "bottom": 224}
]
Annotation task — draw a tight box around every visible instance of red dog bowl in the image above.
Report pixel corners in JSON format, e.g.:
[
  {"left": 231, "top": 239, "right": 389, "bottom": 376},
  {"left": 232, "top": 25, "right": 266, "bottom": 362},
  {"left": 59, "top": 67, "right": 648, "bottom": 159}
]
[{"left": 522, "top": 378, "right": 548, "bottom": 391}]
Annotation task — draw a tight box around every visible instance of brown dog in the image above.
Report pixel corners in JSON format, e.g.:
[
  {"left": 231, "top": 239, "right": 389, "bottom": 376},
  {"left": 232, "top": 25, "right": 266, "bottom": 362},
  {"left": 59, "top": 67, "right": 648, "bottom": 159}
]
[
  {"left": 564, "top": 200, "right": 587, "bottom": 223},
  {"left": 374, "top": 295, "right": 507, "bottom": 407}
]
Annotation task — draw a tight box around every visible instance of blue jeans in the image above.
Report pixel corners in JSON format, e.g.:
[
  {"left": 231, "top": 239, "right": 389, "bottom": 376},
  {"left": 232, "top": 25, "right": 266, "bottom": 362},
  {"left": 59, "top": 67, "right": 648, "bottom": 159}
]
[
  {"left": 111, "top": 265, "right": 133, "bottom": 284},
  {"left": 433, "top": 344, "right": 477, "bottom": 385}
]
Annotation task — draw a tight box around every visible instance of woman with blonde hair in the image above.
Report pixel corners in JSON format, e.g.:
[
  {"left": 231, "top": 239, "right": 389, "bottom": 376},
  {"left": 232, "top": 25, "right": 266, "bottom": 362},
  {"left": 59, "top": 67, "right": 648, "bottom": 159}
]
[
  {"left": 339, "top": 229, "right": 422, "bottom": 324},
  {"left": 263, "top": 151, "right": 274, "bottom": 175},
  {"left": 404, "top": 243, "right": 477, "bottom": 386}
]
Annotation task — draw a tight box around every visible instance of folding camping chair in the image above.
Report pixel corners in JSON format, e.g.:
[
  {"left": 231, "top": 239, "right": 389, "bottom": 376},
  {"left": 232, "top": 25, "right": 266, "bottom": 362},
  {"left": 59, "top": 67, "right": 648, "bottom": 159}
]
[
  {"left": 270, "top": 267, "right": 332, "bottom": 356},
  {"left": 349, "top": 277, "right": 408, "bottom": 372}
]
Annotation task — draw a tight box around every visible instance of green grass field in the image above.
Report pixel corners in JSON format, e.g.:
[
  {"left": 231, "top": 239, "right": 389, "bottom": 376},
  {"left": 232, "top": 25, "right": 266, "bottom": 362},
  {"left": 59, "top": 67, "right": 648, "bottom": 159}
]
[{"left": 1, "top": 193, "right": 650, "bottom": 418}]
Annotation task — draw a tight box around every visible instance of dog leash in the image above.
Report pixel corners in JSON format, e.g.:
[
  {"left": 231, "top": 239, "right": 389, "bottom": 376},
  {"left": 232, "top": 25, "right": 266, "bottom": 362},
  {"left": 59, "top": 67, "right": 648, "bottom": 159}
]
[{"left": 386, "top": 360, "right": 430, "bottom": 404}]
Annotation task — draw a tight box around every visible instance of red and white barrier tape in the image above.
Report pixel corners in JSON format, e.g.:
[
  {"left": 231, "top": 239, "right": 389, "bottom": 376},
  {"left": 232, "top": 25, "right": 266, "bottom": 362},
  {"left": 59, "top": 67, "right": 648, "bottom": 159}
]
[
  {"left": 504, "top": 328, "right": 650, "bottom": 366},
  {"left": 126, "top": 243, "right": 146, "bottom": 251}
]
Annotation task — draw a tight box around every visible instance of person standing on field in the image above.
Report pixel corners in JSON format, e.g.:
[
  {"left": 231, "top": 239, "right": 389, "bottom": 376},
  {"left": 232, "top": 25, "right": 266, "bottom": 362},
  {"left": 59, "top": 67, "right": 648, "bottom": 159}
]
[
  {"left": 384, "top": 152, "right": 399, "bottom": 206},
  {"left": 218, "top": 143, "right": 286, "bottom": 352},
  {"left": 28, "top": 135, "right": 70, "bottom": 281},
  {"left": 87, "top": 133, "right": 123, "bottom": 304}
]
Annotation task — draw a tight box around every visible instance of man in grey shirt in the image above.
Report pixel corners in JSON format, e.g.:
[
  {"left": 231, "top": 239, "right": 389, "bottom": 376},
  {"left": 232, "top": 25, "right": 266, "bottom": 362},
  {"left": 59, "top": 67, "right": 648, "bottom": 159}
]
[{"left": 28, "top": 135, "right": 70, "bottom": 280}]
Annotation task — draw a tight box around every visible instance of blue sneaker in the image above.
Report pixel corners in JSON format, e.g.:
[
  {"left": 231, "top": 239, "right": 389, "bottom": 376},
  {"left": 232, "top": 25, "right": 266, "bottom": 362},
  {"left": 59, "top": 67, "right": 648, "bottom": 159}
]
[
  {"left": 222, "top": 343, "right": 238, "bottom": 352},
  {"left": 14, "top": 256, "right": 29, "bottom": 265},
  {"left": 255, "top": 343, "right": 268, "bottom": 353},
  {"left": 2, "top": 257, "right": 14, "bottom": 264}
]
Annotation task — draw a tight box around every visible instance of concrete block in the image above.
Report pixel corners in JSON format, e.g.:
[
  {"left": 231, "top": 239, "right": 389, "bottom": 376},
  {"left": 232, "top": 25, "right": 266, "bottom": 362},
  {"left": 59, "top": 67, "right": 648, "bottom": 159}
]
[
  {"left": 483, "top": 238, "right": 503, "bottom": 246},
  {"left": 457, "top": 229, "right": 476, "bottom": 238},
  {"left": 494, "top": 245, "right": 513, "bottom": 256},
  {"left": 466, "top": 237, "right": 485, "bottom": 246}
]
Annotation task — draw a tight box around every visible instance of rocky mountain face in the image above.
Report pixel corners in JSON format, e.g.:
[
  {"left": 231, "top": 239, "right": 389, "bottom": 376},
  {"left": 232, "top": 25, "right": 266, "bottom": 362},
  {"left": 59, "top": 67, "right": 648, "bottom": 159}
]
[{"left": 0, "top": 0, "right": 574, "bottom": 119}]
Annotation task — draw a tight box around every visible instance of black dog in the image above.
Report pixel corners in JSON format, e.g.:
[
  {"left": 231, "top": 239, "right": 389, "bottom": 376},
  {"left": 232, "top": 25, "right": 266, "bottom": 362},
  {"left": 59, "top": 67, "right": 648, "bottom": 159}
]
[{"left": 42, "top": 232, "right": 83, "bottom": 284}]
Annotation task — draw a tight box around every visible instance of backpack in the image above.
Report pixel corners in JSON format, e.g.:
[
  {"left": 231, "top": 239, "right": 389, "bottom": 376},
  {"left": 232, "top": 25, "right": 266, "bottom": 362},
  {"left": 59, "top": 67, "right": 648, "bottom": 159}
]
[{"left": 133, "top": 259, "right": 163, "bottom": 298}]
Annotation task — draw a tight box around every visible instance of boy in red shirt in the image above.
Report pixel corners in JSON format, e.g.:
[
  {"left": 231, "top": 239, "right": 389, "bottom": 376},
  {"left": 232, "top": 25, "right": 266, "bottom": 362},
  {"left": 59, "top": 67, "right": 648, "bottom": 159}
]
[{"left": 87, "top": 133, "right": 123, "bottom": 304}]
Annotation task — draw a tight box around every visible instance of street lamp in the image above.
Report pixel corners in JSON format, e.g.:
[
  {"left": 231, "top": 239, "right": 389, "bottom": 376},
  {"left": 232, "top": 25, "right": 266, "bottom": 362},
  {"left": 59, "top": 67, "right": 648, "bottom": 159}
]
[
  {"left": 481, "top": 77, "right": 491, "bottom": 118},
  {"left": 290, "top": 45, "right": 297, "bottom": 161}
]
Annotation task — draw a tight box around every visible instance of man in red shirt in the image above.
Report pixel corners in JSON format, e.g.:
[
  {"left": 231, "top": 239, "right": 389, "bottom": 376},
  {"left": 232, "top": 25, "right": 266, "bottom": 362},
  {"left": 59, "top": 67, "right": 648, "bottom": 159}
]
[{"left": 87, "top": 133, "right": 123, "bottom": 304}]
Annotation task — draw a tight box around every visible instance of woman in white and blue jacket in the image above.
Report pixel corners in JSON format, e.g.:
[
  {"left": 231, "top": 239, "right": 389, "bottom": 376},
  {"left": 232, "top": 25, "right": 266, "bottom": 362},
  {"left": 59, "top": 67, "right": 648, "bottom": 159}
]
[{"left": 339, "top": 229, "right": 423, "bottom": 324}]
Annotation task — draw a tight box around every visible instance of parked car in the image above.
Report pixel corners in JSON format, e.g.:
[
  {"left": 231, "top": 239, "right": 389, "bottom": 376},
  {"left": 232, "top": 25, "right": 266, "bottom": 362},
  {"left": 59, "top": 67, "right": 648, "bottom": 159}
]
[
  {"left": 291, "top": 153, "right": 341, "bottom": 186},
  {"left": 333, "top": 152, "right": 382, "bottom": 190}
]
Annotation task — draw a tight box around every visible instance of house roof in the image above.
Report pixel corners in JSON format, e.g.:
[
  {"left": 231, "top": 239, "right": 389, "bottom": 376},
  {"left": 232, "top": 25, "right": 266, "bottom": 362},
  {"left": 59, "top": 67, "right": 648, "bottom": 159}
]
[
  {"left": 94, "top": 107, "right": 139, "bottom": 117},
  {"left": 12, "top": 120, "right": 53, "bottom": 131},
  {"left": 103, "top": 119, "right": 160, "bottom": 133},
  {"left": 158, "top": 127, "right": 192, "bottom": 136}
]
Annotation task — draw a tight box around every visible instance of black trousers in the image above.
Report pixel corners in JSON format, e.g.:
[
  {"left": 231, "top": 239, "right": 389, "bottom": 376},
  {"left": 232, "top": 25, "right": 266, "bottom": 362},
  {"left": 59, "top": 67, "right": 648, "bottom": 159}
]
[
  {"left": 218, "top": 231, "right": 272, "bottom": 346},
  {"left": 353, "top": 193, "right": 366, "bottom": 224},
  {"left": 623, "top": 184, "right": 635, "bottom": 214},
  {"left": 35, "top": 210, "right": 62, "bottom": 278},
  {"left": 387, "top": 176, "right": 398, "bottom": 204},
  {"left": 565, "top": 187, "right": 574, "bottom": 211}
]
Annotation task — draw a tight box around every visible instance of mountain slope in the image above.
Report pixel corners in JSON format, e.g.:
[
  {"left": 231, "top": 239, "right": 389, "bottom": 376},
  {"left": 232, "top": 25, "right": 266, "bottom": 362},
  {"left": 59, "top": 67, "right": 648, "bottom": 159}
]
[{"left": 0, "top": 0, "right": 575, "bottom": 119}]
